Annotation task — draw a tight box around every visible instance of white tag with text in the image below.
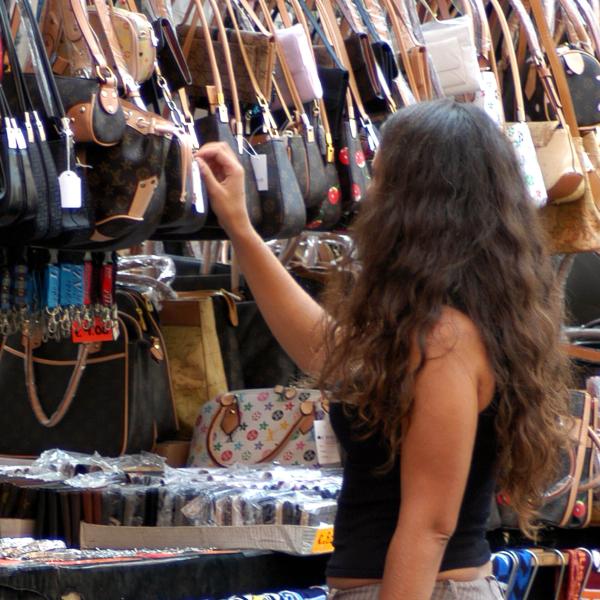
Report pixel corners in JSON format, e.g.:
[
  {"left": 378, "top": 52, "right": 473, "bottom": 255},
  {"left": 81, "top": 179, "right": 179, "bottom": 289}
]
[
  {"left": 59, "top": 170, "right": 82, "bottom": 208},
  {"left": 314, "top": 418, "right": 341, "bottom": 466},
  {"left": 250, "top": 154, "right": 269, "bottom": 191}
]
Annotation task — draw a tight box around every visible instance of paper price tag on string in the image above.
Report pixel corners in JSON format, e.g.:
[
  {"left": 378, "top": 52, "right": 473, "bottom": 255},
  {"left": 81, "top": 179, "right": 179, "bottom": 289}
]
[
  {"left": 59, "top": 171, "right": 82, "bottom": 208},
  {"left": 191, "top": 161, "right": 205, "bottom": 213},
  {"left": 311, "top": 526, "right": 334, "bottom": 554},
  {"left": 314, "top": 419, "right": 342, "bottom": 466},
  {"left": 250, "top": 154, "right": 269, "bottom": 191}
]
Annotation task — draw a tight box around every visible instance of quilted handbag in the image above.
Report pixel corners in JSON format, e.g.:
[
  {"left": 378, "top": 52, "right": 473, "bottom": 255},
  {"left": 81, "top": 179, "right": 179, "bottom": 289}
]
[{"left": 189, "top": 387, "right": 338, "bottom": 468}]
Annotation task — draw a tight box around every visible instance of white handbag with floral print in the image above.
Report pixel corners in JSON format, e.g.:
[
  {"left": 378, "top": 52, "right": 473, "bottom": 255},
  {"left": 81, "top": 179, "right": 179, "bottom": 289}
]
[{"left": 188, "top": 387, "right": 338, "bottom": 468}]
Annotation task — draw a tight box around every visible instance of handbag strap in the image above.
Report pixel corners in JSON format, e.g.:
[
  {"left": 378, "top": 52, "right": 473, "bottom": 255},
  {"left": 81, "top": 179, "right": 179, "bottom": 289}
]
[
  {"left": 24, "top": 337, "right": 90, "bottom": 428},
  {"left": 281, "top": 0, "right": 336, "bottom": 159},
  {"left": 0, "top": 0, "right": 30, "bottom": 114},
  {"left": 489, "top": 0, "right": 526, "bottom": 122},
  {"left": 558, "top": 0, "right": 595, "bottom": 53},
  {"left": 572, "top": 0, "right": 600, "bottom": 61},
  {"left": 88, "top": 0, "right": 143, "bottom": 103},
  {"left": 362, "top": 0, "right": 394, "bottom": 45},
  {"left": 296, "top": 0, "right": 346, "bottom": 70},
  {"left": 528, "top": 0, "right": 581, "bottom": 136},
  {"left": 466, "top": 0, "right": 493, "bottom": 61},
  {"left": 501, "top": 0, "right": 566, "bottom": 126},
  {"left": 315, "top": 0, "right": 379, "bottom": 146},
  {"left": 221, "top": 0, "right": 280, "bottom": 136},
  {"left": 377, "top": 0, "right": 422, "bottom": 100},
  {"left": 182, "top": 0, "right": 229, "bottom": 121},
  {"left": 11, "top": 0, "right": 67, "bottom": 123},
  {"left": 207, "top": 0, "right": 247, "bottom": 150},
  {"left": 59, "top": 0, "right": 117, "bottom": 83}
]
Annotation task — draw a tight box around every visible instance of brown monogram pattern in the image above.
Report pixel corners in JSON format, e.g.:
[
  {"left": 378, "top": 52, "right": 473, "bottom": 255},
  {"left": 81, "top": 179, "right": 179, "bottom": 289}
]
[
  {"left": 85, "top": 126, "right": 170, "bottom": 241},
  {"left": 254, "top": 137, "right": 306, "bottom": 239},
  {"left": 178, "top": 25, "right": 276, "bottom": 105}
]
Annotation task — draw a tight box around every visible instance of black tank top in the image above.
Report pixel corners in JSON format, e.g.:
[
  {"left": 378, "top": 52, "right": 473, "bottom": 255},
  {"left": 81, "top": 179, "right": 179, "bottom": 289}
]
[{"left": 326, "top": 398, "right": 498, "bottom": 579}]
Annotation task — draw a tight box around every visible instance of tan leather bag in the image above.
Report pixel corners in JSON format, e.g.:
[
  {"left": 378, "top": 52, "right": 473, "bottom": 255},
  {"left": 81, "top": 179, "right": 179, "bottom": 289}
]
[
  {"left": 528, "top": 0, "right": 600, "bottom": 252},
  {"left": 178, "top": 0, "right": 276, "bottom": 106},
  {"left": 160, "top": 292, "right": 230, "bottom": 438},
  {"left": 502, "top": 0, "right": 585, "bottom": 205},
  {"left": 88, "top": 1, "right": 157, "bottom": 85}
]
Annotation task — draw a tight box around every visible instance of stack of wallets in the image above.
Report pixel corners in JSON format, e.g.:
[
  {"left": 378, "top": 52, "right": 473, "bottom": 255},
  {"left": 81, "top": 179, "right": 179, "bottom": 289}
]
[{"left": 0, "top": 451, "right": 343, "bottom": 548}]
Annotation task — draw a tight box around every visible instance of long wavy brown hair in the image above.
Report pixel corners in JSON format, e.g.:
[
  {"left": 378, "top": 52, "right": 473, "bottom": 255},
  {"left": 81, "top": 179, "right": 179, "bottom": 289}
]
[{"left": 318, "top": 99, "right": 571, "bottom": 536}]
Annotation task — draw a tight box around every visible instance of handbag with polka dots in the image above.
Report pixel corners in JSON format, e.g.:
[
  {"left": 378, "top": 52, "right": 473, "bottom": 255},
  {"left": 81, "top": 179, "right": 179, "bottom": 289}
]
[{"left": 188, "top": 387, "right": 332, "bottom": 467}]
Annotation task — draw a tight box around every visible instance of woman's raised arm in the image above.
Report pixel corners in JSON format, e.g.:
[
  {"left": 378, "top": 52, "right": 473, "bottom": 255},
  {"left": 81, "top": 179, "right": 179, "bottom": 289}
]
[{"left": 196, "top": 143, "right": 327, "bottom": 375}]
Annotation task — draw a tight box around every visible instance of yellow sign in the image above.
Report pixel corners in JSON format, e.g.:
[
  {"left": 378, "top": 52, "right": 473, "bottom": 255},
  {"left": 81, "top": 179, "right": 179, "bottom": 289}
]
[{"left": 311, "top": 526, "right": 334, "bottom": 553}]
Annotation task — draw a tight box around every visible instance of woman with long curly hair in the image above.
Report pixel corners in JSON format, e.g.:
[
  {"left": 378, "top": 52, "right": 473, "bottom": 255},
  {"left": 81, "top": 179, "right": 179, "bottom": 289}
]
[{"left": 195, "top": 99, "right": 571, "bottom": 600}]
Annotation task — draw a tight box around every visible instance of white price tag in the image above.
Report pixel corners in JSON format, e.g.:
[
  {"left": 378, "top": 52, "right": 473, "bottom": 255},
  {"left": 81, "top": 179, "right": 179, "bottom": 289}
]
[
  {"left": 59, "top": 170, "right": 82, "bottom": 208},
  {"left": 191, "top": 161, "right": 205, "bottom": 213},
  {"left": 314, "top": 418, "right": 341, "bottom": 466},
  {"left": 250, "top": 154, "right": 269, "bottom": 191},
  {"left": 582, "top": 150, "right": 595, "bottom": 173}
]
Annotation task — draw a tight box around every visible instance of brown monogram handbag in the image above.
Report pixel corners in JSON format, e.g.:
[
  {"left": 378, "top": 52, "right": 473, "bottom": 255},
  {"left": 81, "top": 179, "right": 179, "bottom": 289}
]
[{"left": 178, "top": 0, "right": 276, "bottom": 107}]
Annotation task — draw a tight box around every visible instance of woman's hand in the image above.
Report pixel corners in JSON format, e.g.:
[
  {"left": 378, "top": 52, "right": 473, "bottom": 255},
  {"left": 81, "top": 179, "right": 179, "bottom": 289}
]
[{"left": 195, "top": 142, "right": 251, "bottom": 238}]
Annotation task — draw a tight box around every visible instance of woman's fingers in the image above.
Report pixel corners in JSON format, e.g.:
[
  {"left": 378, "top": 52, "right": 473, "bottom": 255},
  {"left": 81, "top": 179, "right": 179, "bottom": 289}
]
[
  {"left": 195, "top": 143, "right": 243, "bottom": 179},
  {"left": 196, "top": 157, "right": 220, "bottom": 192}
]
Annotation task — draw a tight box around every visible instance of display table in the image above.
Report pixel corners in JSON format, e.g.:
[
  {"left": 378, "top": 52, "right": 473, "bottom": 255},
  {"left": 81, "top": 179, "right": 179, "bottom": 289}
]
[{"left": 0, "top": 550, "right": 330, "bottom": 600}]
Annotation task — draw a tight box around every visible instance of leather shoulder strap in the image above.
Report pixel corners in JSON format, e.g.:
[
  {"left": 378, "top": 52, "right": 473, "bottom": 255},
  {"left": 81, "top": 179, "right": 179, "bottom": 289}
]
[{"left": 529, "top": 0, "right": 581, "bottom": 136}]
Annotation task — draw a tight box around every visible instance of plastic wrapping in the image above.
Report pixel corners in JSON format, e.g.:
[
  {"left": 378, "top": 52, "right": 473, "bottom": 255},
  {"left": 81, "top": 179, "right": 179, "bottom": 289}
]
[
  {"left": 117, "top": 255, "right": 177, "bottom": 308},
  {"left": 0, "top": 450, "right": 342, "bottom": 530}
]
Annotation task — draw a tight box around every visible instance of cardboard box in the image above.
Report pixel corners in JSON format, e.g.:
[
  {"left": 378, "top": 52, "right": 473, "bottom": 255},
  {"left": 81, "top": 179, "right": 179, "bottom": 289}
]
[
  {"left": 0, "top": 518, "right": 35, "bottom": 538},
  {"left": 80, "top": 523, "right": 333, "bottom": 555}
]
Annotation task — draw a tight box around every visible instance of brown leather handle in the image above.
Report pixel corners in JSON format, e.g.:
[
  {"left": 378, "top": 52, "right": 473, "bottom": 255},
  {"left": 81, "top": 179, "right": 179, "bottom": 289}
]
[
  {"left": 25, "top": 337, "right": 90, "bottom": 428},
  {"left": 221, "top": 0, "right": 279, "bottom": 134},
  {"left": 572, "top": 0, "right": 600, "bottom": 61},
  {"left": 489, "top": 0, "right": 526, "bottom": 121},
  {"left": 559, "top": 0, "right": 594, "bottom": 53},
  {"left": 284, "top": 0, "right": 336, "bottom": 158},
  {"left": 88, "top": 0, "right": 141, "bottom": 99},
  {"left": 378, "top": 0, "right": 423, "bottom": 100},
  {"left": 204, "top": 0, "right": 245, "bottom": 140},
  {"left": 65, "top": 0, "right": 114, "bottom": 75},
  {"left": 182, "top": 0, "right": 226, "bottom": 113},
  {"left": 529, "top": 0, "right": 581, "bottom": 137}
]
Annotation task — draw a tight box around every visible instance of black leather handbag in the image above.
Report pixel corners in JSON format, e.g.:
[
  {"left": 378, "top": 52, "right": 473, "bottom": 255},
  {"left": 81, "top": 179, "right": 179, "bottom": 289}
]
[
  {"left": 253, "top": 136, "right": 307, "bottom": 239},
  {"left": 0, "top": 1, "right": 62, "bottom": 244},
  {"left": 0, "top": 89, "right": 34, "bottom": 233},
  {"left": 0, "top": 292, "right": 178, "bottom": 457},
  {"left": 9, "top": 0, "right": 94, "bottom": 247},
  {"left": 195, "top": 114, "right": 263, "bottom": 234},
  {"left": 299, "top": 0, "right": 350, "bottom": 141}
]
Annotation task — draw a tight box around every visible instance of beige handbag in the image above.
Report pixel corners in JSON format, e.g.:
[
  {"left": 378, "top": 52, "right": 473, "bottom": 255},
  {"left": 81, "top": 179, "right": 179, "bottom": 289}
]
[
  {"left": 160, "top": 292, "right": 230, "bottom": 438},
  {"left": 528, "top": 0, "right": 600, "bottom": 252},
  {"left": 88, "top": 0, "right": 157, "bottom": 85}
]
